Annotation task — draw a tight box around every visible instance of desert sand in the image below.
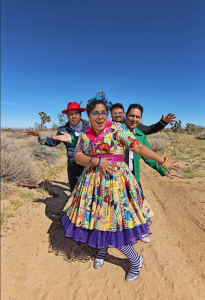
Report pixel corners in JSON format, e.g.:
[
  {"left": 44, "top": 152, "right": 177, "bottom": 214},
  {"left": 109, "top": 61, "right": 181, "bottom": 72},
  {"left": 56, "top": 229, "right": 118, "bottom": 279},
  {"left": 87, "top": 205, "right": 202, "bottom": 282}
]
[{"left": 1, "top": 159, "right": 205, "bottom": 300}]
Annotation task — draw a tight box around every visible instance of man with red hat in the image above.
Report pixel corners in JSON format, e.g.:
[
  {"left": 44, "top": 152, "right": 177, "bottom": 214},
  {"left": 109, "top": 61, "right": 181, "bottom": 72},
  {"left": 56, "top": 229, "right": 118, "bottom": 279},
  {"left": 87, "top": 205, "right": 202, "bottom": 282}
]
[{"left": 25, "top": 102, "right": 89, "bottom": 192}]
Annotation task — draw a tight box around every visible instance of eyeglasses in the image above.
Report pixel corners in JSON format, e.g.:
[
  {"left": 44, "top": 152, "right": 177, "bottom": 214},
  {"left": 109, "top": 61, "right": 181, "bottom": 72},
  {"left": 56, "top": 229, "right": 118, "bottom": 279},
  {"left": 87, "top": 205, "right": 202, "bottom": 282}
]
[
  {"left": 112, "top": 112, "right": 124, "bottom": 115},
  {"left": 90, "top": 111, "right": 108, "bottom": 118}
]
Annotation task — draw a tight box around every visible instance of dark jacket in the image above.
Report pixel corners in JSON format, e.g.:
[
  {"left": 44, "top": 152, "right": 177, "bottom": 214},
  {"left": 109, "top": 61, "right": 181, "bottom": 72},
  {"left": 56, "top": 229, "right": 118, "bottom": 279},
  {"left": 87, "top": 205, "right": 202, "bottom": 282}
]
[
  {"left": 119, "top": 118, "right": 168, "bottom": 135},
  {"left": 137, "top": 118, "right": 168, "bottom": 135},
  {"left": 124, "top": 127, "right": 166, "bottom": 182},
  {"left": 38, "top": 119, "right": 89, "bottom": 160}
]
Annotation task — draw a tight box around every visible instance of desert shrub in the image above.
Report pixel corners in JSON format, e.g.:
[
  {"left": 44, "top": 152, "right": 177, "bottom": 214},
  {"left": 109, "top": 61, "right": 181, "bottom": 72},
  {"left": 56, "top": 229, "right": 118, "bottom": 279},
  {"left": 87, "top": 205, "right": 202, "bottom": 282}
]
[
  {"left": 33, "top": 146, "right": 59, "bottom": 164},
  {"left": 149, "top": 132, "right": 169, "bottom": 140},
  {"left": 12, "top": 131, "right": 26, "bottom": 139},
  {"left": 147, "top": 132, "right": 170, "bottom": 152},
  {"left": 197, "top": 131, "right": 205, "bottom": 140},
  {"left": 1, "top": 136, "right": 40, "bottom": 184},
  {"left": 0, "top": 180, "right": 12, "bottom": 197},
  {"left": 27, "top": 136, "right": 39, "bottom": 147},
  {"left": 147, "top": 138, "right": 169, "bottom": 152}
]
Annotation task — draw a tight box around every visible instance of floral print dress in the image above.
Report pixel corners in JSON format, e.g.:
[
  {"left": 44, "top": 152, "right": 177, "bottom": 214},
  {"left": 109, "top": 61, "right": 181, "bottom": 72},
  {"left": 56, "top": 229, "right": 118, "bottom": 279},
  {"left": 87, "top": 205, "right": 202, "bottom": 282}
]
[{"left": 62, "top": 122, "right": 154, "bottom": 249}]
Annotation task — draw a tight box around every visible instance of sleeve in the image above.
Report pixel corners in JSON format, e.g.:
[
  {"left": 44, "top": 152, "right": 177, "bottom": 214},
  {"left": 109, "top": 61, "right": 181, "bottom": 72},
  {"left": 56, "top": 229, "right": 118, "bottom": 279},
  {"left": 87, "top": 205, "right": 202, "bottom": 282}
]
[
  {"left": 137, "top": 120, "right": 166, "bottom": 136},
  {"left": 141, "top": 136, "right": 166, "bottom": 176},
  {"left": 74, "top": 133, "right": 85, "bottom": 154},
  {"left": 38, "top": 133, "right": 61, "bottom": 147},
  {"left": 117, "top": 124, "right": 140, "bottom": 150}
]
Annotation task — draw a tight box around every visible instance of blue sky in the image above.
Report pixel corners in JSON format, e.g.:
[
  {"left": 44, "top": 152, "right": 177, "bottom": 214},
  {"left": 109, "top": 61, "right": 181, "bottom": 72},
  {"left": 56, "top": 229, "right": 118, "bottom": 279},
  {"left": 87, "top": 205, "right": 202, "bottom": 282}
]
[{"left": 1, "top": 0, "right": 205, "bottom": 128}]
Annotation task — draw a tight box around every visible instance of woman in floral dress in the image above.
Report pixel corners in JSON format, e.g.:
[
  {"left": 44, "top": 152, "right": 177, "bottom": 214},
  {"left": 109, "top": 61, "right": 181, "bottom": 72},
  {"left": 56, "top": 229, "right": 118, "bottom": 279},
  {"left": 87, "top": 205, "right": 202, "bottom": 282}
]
[{"left": 53, "top": 92, "right": 180, "bottom": 282}]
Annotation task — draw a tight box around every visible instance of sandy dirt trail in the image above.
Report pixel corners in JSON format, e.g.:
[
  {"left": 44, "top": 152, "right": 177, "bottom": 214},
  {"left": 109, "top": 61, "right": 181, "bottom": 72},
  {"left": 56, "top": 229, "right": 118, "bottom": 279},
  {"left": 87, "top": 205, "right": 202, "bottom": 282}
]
[{"left": 1, "top": 160, "right": 205, "bottom": 300}]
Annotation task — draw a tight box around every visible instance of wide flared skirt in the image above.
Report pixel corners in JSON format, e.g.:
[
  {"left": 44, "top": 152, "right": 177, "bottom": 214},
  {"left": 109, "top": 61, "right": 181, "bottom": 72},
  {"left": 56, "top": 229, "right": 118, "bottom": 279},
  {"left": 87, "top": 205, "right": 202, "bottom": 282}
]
[
  {"left": 63, "top": 162, "right": 154, "bottom": 249},
  {"left": 62, "top": 213, "right": 152, "bottom": 249}
]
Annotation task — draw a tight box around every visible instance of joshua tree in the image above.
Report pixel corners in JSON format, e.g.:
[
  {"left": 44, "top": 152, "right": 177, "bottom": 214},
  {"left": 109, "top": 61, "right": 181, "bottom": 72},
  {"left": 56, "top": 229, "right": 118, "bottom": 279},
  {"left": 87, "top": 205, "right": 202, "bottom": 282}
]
[
  {"left": 39, "top": 111, "right": 51, "bottom": 130},
  {"left": 170, "top": 120, "right": 182, "bottom": 132},
  {"left": 186, "top": 123, "right": 196, "bottom": 134},
  {"left": 57, "top": 113, "right": 67, "bottom": 126}
]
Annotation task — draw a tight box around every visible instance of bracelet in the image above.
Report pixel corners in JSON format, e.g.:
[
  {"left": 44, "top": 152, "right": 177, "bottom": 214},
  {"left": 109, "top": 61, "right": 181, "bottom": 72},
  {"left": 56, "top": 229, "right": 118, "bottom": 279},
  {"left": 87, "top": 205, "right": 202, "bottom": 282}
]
[
  {"left": 97, "top": 157, "right": 102, "bottom": 168},
  {"left": 158, "top": 157, "right": 169, "bottom": 166},
  {"left": 90, "top": 157, "right": 94, "bottom": 167}
]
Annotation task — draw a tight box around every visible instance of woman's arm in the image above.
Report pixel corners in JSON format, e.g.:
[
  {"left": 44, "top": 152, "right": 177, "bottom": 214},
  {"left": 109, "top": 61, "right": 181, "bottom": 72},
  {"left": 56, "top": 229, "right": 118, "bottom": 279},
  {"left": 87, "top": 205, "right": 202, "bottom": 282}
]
[{"left": 74, "top": 152, "right": 98, "bottom": 167}]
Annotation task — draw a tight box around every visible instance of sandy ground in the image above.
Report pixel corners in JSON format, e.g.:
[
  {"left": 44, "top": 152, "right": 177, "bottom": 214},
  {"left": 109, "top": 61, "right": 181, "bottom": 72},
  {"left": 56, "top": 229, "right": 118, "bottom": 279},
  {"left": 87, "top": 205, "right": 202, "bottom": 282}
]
[{"left": 1, "top": 160, "right": 205, "bottom": 300}]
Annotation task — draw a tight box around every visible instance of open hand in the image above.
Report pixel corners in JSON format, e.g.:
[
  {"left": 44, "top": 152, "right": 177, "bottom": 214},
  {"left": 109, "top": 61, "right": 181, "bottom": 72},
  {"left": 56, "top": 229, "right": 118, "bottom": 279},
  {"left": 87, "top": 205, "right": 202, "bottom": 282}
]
[
  {"left": 162, "top": 113, "right": 176, "bottom": 124},
  {"left": 98, "top": 157, "right": 114, "bottom": 175},
  {"left": 24, "top": 130, "right": 40, "bottom": 138},
  {"left": 163, "top": 158, "right": 181, "bottom": 172},
  {"left": 52, "top": 131, "right": 71, "bottom": 142},
  {"left": 165, "top": 171, "right": 183, "bottom": 179}
]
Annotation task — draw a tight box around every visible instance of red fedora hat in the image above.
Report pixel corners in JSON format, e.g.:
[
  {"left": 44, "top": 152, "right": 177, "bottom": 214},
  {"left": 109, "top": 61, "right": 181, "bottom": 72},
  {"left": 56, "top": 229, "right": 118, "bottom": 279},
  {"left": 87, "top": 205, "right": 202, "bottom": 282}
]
[{"left": 62, "top": 102, "right": 85, "bottom": 114}]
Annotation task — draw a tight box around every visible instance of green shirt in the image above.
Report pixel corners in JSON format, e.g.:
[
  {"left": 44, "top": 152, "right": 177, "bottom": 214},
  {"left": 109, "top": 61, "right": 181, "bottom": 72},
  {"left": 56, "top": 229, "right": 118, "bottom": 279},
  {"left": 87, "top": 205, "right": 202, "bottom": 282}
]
[{"left": 133, "top": 127, "right": 167, "bottom": 182}]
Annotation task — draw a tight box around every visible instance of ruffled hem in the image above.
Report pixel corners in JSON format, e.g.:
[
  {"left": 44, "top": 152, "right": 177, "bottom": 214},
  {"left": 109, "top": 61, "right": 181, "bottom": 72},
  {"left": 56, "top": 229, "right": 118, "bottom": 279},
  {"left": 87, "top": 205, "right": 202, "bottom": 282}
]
[{"left": 62, "top": 213, "right": 152, "bottom": 249}]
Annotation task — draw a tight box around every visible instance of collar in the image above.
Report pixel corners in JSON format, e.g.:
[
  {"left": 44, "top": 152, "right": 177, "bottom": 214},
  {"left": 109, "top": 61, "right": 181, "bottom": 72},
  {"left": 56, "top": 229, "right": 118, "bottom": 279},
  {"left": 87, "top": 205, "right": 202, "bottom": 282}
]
[
  {"left": 85, "top": 120, "right": 112, "bottom": 144},
  {"left": 134, "top": 127, "right": 144, "bottom": 136},
  {"left": 64, "top": 119, "right": 89, "bottom": 131}
]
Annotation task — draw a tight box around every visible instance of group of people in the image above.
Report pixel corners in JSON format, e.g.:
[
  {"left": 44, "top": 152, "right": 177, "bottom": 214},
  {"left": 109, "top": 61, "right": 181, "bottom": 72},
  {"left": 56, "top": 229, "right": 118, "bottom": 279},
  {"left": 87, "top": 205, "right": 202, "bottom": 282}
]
[{"left": 25, "top": 92, "right": 181, "bottom": 282}]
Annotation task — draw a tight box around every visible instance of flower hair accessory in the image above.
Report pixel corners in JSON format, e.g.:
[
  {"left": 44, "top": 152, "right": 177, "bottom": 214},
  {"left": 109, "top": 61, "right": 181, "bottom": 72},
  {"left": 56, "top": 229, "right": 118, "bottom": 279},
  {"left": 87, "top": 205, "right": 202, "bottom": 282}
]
[{"left": 87, "top": 92, "right": 112, "bottom": 110}]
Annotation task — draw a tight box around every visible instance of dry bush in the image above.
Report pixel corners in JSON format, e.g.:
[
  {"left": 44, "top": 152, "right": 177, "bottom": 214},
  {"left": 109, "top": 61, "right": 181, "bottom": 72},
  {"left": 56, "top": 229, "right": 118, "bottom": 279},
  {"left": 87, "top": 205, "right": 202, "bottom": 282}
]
[
  {"left": 197, "top": 131, "right": 205, "bottom": 140},
  {"left": 1, "top": 180, "right": 11, "bottom": 197},
  {"left": 149, "top": 132, "right": 169, "bottom": 140},
  {"left": 12, "top": 131, "right": 26, "bottom": 139},
  {"left": 147, "top": 132, "right": 170, "bottom": 152},
  {"left": 33, "top": 146, "right": 59, "bottom": 164},
  {"left": 1, "top": 136, "right": 40, "bottom": 184},
  {"left": 27, "top": 136, "right": 39, "bottom": 147},
  {"left": 1, "top": 131, "right": 13, "bottom": 139},
  {"left": 148, "top": 138, "right": 169, "bottom": 152}
]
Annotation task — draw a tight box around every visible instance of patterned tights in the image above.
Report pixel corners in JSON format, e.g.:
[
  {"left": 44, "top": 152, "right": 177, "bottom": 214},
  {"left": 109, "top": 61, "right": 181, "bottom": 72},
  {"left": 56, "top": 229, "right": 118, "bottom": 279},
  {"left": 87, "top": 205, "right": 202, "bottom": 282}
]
[{"left": 96, "top": 245, "right": 141, "bottom": 275}]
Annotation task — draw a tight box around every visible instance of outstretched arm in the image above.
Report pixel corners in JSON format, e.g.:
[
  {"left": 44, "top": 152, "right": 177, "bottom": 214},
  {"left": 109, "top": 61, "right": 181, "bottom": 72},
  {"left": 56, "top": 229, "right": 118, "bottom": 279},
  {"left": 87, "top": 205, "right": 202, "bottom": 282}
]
[
  {"left": 24, "top": 129, "right": 61, "bottom": 147},
  {"left": 137, "top": 113, "right": 176, "bottom": 135},
  {"left": 24, "top": 130, "right": 41, "bottom": 139}
]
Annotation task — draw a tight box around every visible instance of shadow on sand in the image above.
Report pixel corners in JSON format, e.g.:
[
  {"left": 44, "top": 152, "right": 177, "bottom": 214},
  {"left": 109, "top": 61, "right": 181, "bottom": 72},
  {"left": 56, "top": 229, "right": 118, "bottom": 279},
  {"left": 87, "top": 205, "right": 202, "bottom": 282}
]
[{"left": 34, "top": 180, "right": 130, "bottom": 274}]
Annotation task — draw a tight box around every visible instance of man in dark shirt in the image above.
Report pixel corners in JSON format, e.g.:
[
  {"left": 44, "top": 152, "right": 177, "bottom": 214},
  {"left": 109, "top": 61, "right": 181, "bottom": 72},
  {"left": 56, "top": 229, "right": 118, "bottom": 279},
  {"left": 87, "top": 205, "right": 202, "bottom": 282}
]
[
  {"left": 25, "top": 102, "right": 89, "bottom": 192},
  {"left": 110, "top": 102, "right": 176, "bottom": 134}
]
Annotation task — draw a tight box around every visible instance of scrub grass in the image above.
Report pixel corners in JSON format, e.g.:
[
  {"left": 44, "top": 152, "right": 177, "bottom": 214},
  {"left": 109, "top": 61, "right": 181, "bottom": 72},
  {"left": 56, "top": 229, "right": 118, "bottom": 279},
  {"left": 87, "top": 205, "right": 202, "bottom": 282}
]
[
  {"left": 33, "top": 146, "right": 60, "bottom": 164},
  {"left": 1, "top": 135, "right": 40, "bottom": 185},
  {"left": 147, "top": 132, "right": 170, "bottom": 152},
  {"left": 158, "top": 132, "right": 205, "bottom": 179},
  {"left": 0, "top": 207, "right": 14, "bottom": 226}
]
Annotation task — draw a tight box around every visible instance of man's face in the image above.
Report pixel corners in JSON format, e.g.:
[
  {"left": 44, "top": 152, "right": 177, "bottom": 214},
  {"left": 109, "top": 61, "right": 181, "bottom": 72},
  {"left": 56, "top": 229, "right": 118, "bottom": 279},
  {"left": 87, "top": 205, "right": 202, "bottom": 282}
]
[
  {"left": 111, "top": 107, "right": 125, "bottom": 122},
  {"left": 126, "top": 108, "right": 142, "bottom": 130},
  {"left": 67, "top": 110, "right": 81, "bottom": 125}
]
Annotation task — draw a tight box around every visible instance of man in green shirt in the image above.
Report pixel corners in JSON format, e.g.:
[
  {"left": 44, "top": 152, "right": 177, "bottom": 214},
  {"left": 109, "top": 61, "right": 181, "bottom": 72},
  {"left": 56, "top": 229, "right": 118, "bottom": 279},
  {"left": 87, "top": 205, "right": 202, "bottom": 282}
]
[{"left": 124, "top": 104, "right": 182, "bottom": 242}]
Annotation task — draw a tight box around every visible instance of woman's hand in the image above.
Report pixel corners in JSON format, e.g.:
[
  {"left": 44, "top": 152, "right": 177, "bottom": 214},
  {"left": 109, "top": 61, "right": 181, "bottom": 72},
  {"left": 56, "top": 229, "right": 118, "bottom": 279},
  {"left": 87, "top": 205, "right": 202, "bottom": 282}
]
[
  {"left": 98, "top": 157, "right": 114, "bottom": 175},
  {"left": 165, "top": 171, "right": 183, "bottom": 179},
  {"left": 162, "top": 158, "right": 181, "bottom": 172},
  {"left": 52, "top": 131, "right": 71, "bottom": 143},
  {"left": 24, "top": 130, "right": 41, "bottom": 139}
]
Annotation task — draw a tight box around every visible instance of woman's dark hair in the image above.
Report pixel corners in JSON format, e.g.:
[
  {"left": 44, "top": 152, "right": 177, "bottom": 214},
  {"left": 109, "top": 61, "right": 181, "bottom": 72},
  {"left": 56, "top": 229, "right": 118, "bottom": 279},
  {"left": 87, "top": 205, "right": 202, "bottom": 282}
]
[
  {"left": 86, "top": 100, "right": 108, "bottom": 116},
  {"left": 126, "top": 103, "right": 144, "bottom": 116}
]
